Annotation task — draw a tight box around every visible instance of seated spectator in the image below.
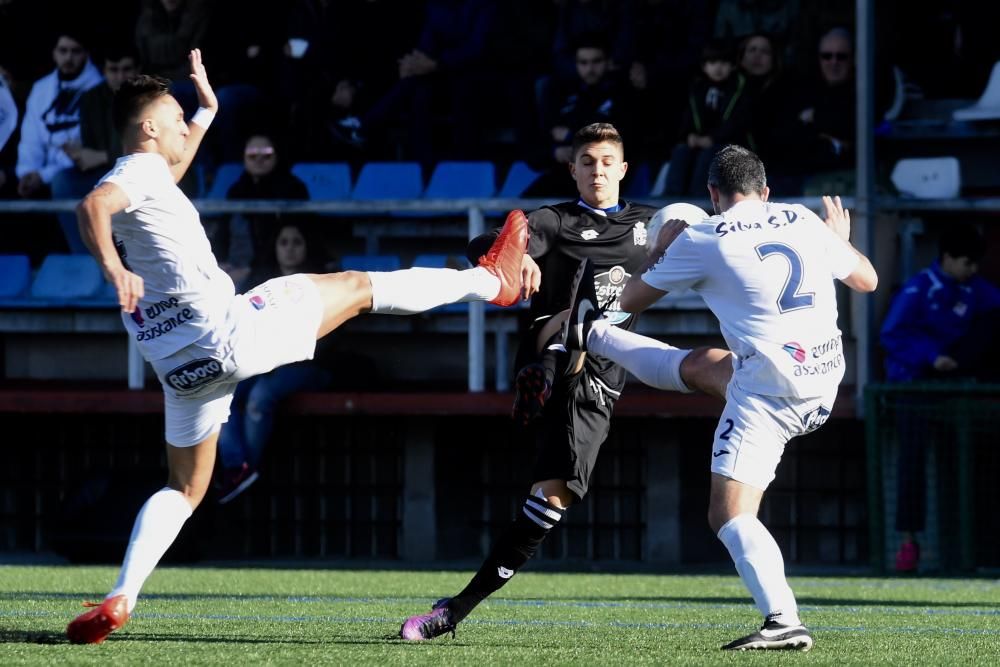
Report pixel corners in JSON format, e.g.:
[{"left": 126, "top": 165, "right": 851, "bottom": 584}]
[
  {"left": 736, "top": 33, "right": 791, "bottom": 157},
  {"left": 52, "top": 45, "right": 139, "bottom": 253},
  {"left": 135, "top": 0, "right": 260, "bottom": 168},
  {"left": 664, "top": 39, "right": 750, "bottom": 196},
  {"left": 0, "top": 66, "right": 17, "bottom": 199},
  {"left": 213, "top": 222, "right": 359, "bottom": 504},
  {"left": 765, "top": 27, "right": 856, "bottom": 194},
  {"left": 626, "top": 0, "right": 711, "bottom": 159},
  {"left": 525, "top": 35, "right": 635, "bottom": 198},
  {"left": 14, "top": 30, "right": 103, "bottom": 261},
  {"left": 289, "top": 75, "right": 369, "bottom": 168},
  {"left": 880, "top": 223, "right": 1000, "bottom": 572},
  {"left": 16, "top": 30, "right": 103, "bottom": 200},
  {"left": 551, "top": 0, "right": 636, "bottom": 85},
  {"left": 361, "top": 0, "right": 499, "bottom": 164},
  {"left": 208, "top": 133, "right": 310, "bottom": 289},
  {"left": 713, "top": 0, "right": 800, "bottom": 64}
]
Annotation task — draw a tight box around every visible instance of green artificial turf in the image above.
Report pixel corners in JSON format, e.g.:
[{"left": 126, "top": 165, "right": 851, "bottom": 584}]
[{"left": 0, "top": 565, "right": 997, "bottom": 665}]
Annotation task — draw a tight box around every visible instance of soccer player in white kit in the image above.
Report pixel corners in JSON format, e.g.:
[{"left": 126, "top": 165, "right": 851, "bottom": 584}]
[
  {"left": 563, "top": 145, "right": 877, "bottom": 651},
  {"left": 65, "top": 50, "right": 530, "bottom": 644}
]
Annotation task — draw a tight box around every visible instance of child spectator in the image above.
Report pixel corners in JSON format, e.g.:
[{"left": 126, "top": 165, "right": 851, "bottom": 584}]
[{"left": 665, "top": 39, "right": 750, "bottom": 196}]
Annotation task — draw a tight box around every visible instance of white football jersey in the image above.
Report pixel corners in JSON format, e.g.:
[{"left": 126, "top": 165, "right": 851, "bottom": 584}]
[
  {"left": 642, "top": 199, "right": 859, "bottom": 398},
  {"left": 100, "top": 153, "right": 235, "bottom": 360}
]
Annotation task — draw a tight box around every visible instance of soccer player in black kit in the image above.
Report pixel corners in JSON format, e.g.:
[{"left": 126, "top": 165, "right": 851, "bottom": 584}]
[{"left": 401, "top": 122, "right": 659, "bottom": 640}]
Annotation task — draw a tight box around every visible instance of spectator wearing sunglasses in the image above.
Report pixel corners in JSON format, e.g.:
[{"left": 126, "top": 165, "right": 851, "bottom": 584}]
[
  {"left": 211, "top": 133, "right": 309, "bottom": 288},
  {"left": 764, "top": 27, "right": 856, "bottom": 194}
]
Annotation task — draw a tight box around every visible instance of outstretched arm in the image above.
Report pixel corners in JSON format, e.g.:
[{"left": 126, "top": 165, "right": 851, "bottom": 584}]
[
  {"left": 619, "top": 218, "right": 688, "bottom": 313},
  {"left": 823, "top": 195, "right": 878, "bottom": 293},
  {"left": 170, "top": 49, "right": 218, "bottom": 184},
  {"left": 77, "top": 182, "right": 144, "bottom": 313}
]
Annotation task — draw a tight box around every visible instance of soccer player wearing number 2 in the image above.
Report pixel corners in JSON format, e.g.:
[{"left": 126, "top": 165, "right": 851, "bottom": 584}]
[{"left": 567, "top": 145, "right": 877, "bottom": 651}]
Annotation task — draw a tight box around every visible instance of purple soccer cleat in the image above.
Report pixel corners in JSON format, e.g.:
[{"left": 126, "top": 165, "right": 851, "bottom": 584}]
[{"left": 399, "top": 600, "right": 456, "bottom": 641}]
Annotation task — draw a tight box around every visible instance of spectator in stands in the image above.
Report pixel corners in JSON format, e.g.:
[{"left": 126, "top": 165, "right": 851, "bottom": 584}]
[
  {"left": 664, "top": 39, "right": 750, "bottom": 196},
  {"left": 361, "top": 0, "right": 499, "bottom": 163},
  {"left": 551, "top": 0, "right": 636, "bottom": 84},
  {"left": 736, "top": 33, "right": 791, "bottom": 159},
  {"left": 526, "top": 36, "right": 635, "bottom": 198},
  {"left": 0, "top": 66, "right": 17, "bottom": 199},
  {"left": 626, "top": 0, "right": 711, "bottom": 159},
  {"left": 135, "top": 0, "right": 260, "bottom": 168},
  {"left": 765, "top": 27, "right": 856, "bottom": 194},
  {"left": 290, "top": 75, "right": 369, "bottom": 167},
  {"left": 214, "top": 221, "right": 334, "bottom": 504},
  {"left": 880, "top": 223, "right": 1000, "bottom": 572},
  {"left": 52, "top": 45, "right": 139, "bottom": 253},
  {"left": 15, "top": 31, "right": 103, "bottom": 200},
  {"left": 713, "top": 0, "right": 800, "bottom": 65},
  {"left": 210, "top": 133, "right": 310, "bottom": 289}
]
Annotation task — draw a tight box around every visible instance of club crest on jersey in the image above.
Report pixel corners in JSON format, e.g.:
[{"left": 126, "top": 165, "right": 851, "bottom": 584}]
[
  {"left": 783, "top": 341, "right": 807, "bottom": 363},
  {"left": 249, "top": 295, "right": 266, "bottom": 311},
  {"left": 580, "top": 229, "right": 599, "bottom": 240},
  {"left": 633, "top": 222, "right": 647, "bottom": 246}
]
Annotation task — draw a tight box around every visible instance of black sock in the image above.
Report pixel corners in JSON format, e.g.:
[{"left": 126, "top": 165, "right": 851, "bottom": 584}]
[{"left": 446, "top": 493, "right": 566, "bottom": 623}]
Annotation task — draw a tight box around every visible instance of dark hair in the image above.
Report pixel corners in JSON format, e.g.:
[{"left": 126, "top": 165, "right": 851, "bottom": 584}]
[
  {"left": 573, "top": 31, "right": 609, "bottom": 55},
  {"left": 571, "top": 122, "right": 624, "bottom": 160},
  {"left": 707, "top": 144, "right": 766, "bottom": 196},
  {"left": 701, "top": 38, "right": 733, "bottom": 64},
  {"left": 101, "top": 43, "right": 140, "bottom": 66},
  {"left": 112, "top": 74, "right": 171, "bottom": 136},
  {"left": 939, "top": 223, "right": 985, "bottom": 262}
]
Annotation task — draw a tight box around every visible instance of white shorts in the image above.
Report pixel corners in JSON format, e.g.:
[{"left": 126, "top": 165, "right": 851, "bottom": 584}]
[
  {"left": 710, "top": 381, "right": 837, "bottom": 490},
  {"left": 149, "top": 275, "right": 323, "bottom": 446}
]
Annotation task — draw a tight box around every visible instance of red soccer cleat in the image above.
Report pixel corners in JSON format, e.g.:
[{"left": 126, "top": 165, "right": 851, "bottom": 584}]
[
  {"left": 479, "top": 209, "right": 529, "bottom": 307},
  {"left": 66, "top": 594, "right": 130, "bottom": 644}
]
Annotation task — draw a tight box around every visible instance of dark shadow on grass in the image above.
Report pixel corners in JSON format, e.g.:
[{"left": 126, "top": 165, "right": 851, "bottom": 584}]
[{"left": 0, "top": 629, "right": 66, "bottom": 644}]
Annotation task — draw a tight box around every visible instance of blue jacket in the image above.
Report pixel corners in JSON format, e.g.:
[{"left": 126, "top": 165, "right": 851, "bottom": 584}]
[{"left": 880, "top": 261, "right": 1000, "bottom": 381}]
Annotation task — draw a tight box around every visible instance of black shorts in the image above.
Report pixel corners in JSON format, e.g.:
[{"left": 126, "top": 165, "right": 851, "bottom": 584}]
[{"left": 530, "top": 359, "right": 620, "bottom": 500}]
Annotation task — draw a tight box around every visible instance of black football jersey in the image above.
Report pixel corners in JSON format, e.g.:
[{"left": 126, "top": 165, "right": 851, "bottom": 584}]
[{"left": 469, "top": 200, "right": 657, "bottom": 389}]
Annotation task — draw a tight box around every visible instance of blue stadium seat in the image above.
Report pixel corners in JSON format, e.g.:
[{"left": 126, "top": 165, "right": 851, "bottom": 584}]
[
  {"left": 412, "top": 253, "right": 472, "bottom": 270},
  {"left": 205, "top": 162, "right": 244, "bottom": 200},
  {"left": 424, "top": 161, "right": 496, "bottom": 199},
  {"left": 30, "top": 254, "right": 104, "bottom": 302},
  {"left": 498, "top": 161, "right": 542, "bottom": 198},
  {"left": 351, "top": 162, "right": 423, "bottom": 200},
  {"left": 339, "top": 254, "right": 402, "bottom": 272},
  {"left": 623, "top": 162, "right": 652, "bottom": 198},
  {"left": 0, "top": 254, "right": 31, "bottom": 299},
  {"left": 291, "top": 162, "right": 352, "bottom": 200}
]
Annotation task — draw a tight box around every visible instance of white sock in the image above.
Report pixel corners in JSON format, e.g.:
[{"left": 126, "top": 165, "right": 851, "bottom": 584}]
[
  {"left": 107, "top": 488, "right": 193, "bottom": 612},
  {"left": 717, "top": 513, "right": 801, "bottom": 626},
  {"left": 586, "top": 320, "right": 693, "bottom": 392},
  {"left": 368, "top": 267, "right": 500, "bottom": 315}
]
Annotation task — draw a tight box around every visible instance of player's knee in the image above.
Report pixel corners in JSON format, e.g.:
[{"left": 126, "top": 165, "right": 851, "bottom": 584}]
[
  {"left": 531, "top": 479, "right": 575, "bottom": 509},
  {"left": 681, "top": 347, "right": 731, "bottom": 397}
]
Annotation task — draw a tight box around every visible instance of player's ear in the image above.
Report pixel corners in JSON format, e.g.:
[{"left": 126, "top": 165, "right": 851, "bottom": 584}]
[
  {"left": 761, "top": 185, "right": 770, "bottom": 201},
  {"left": 620, "top": 160, "right": 628, "bottom": 177}
]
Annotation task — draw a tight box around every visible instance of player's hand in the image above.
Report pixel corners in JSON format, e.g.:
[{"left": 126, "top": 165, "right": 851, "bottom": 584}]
[
  {"left": 67, "top": 146, "right": 108, "bottom": 171},
  {"left": 520, "top": 254, "right": 541, "bottom": 301},
  {"left": 188, "top": 49, "right": 218, "bottom": 112},
  {"left": 106, "top": 264, "right": 145, "bottom": 314},
  {"left": 649, "top": 218, "right": 688, "bottom": 258},
  {"left": 822, "top": 195, "right": 851, "bottom": 242},
  {"left": 933, "top": 355, "right": 958, "bottom": 372},
  {"left": 17, "top": 171, "right": 43, "bottom": 198}
]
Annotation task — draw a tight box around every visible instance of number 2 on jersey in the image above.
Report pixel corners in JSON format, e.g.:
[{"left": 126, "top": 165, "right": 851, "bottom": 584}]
[{"left": 755, "top": 242, "right": 815, "bottom": 313}]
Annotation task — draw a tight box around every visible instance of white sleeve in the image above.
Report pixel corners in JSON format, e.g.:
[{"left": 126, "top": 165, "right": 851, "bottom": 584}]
[
  {"left": 640, "top": 228, "right": 704, "bottom": 293},
  {"left": 15, "top": 88, "right": 45, "bottom": 179},
  {"left": 101, "top": 164, "right": 151, "bottom": 212},
  {"left": 800, "top": 205, "right": 858, "bottom": 280},
  {"left": 0, "top": 79, "right": 16, "bottom": 152}
]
